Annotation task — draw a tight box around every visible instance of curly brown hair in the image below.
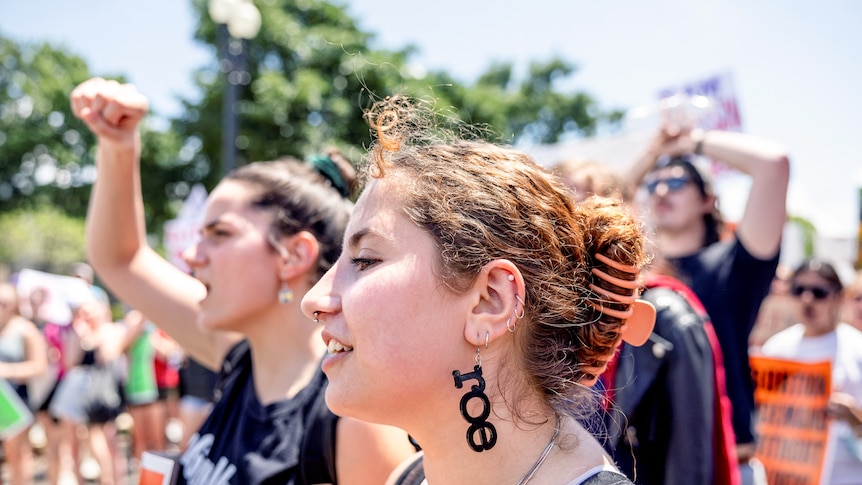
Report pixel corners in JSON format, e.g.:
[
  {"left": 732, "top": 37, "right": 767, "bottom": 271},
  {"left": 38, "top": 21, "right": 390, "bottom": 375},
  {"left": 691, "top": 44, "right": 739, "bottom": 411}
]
[{"left": 363, "top": 96, "right": 649, "bottom": 419}]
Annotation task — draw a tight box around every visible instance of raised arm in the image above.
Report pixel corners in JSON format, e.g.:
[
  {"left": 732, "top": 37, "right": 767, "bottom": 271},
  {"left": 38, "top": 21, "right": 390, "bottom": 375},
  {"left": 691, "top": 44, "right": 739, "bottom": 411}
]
[
  {"left": 627, "top": 124, "right": 789, "bottom": 259},
  {"left": 73, "top": 78, "right": 236, "bottom": 369},
  {"left": 694, "top": 130, "right": 789, "bottom": 259}
]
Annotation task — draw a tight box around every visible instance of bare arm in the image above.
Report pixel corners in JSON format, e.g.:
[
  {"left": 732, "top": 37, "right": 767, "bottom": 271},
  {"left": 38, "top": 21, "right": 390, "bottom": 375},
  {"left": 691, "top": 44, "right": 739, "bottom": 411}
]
[
  {"left": 695, "top": 130, "right": 789, "bottom": 259},
  {"left": 0, "top": 317, "right": 48, "bottom": 381},
  {"left": 98, "top": 311, "right": 148, "bottom": 362},
  {"left": 335, "top": 417, "right": 417, "bottom": 485},
  {"left": 627, "top": 125, "right": 789, "bottom": 259},
  {"left": 73, "top": 78, "right": 238, "bottom": 369}
]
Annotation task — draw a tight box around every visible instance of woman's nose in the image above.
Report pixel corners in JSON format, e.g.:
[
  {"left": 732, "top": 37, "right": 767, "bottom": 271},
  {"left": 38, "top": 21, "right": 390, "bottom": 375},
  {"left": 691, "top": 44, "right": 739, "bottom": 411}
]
[{"left": 182, "top": 243, "right": 204, "bottom": 270}]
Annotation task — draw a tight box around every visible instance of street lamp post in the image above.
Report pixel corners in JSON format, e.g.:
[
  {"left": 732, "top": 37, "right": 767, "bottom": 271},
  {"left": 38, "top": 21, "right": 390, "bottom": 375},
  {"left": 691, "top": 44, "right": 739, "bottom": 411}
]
[{"left": 208, "top": 0, "right": 261, "bottom": 176}]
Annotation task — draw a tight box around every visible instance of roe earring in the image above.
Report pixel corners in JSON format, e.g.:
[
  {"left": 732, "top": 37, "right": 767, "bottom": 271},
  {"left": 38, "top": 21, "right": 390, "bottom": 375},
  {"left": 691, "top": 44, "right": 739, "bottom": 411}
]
[
  {"left": 278, "top": 282, "right": 294, "bottom": 304},
  {"left": 452, "top": 332, "right": 497, "bottom": 452}
]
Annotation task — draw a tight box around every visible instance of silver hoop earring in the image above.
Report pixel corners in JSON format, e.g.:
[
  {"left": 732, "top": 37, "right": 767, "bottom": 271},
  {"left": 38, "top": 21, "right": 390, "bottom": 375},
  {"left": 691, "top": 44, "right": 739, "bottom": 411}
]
[
  {"left": 506, "top": 317, "right": 516, "bottom": 333},
  {"left": 515, "top": 294, "right": 526, "bottom": 319},
  {"left": 485, "top": 331, "right": 490, "bottom": 349},
  {"left": 312, "top": 311, "right": 320, "bottom": 324}
]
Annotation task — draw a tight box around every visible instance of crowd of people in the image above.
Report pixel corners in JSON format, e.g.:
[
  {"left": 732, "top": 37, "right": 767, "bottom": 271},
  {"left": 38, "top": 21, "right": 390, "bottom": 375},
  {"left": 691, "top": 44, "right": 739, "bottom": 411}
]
[
  {"left": 0, "top": 267, "right": 219, "bottom": 485},
  {"left": 0, "top": 76, "right": 860, "bottom": 485}
]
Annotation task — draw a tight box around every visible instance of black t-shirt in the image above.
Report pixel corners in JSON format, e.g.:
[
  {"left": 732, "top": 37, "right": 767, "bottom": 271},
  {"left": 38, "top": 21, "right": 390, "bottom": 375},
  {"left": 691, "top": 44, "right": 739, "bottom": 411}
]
[
  {"left": 178, "top": 341, "right": 338, "bottom": 485},
  {"left": 668, "top": 238, "right": 778, "bottom": 445},
  {"left": 179, "top": 357, "right": 218, "bottom": 402}
]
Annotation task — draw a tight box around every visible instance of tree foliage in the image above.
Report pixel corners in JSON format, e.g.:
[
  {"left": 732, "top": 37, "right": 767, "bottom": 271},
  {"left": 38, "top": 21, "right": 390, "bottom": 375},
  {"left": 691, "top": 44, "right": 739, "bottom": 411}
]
[
  {"left": 177, "top": 0, "right": 621, "bottom": 186},
  {"left": 2, "top": 0, "right": 624, "bottom": 272},
  {"left": 0, "top": 37, "right": 97, "bottom": 217},
  {"left": 0, "top": 206, "right": 87, "bottom": 274}
]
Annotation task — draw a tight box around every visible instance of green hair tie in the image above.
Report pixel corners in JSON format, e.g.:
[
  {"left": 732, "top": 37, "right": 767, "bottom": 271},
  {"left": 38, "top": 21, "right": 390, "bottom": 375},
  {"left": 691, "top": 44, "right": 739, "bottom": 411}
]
[{"left": 307, "top": 154, "right": 349, "bottom": 197}]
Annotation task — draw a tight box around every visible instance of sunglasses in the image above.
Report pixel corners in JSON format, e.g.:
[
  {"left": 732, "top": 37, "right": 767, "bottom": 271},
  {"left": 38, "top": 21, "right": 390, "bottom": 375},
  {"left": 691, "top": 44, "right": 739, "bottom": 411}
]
[
  {"left": 644, "top": 177, "right": 691, "bottom": 195},
  {"left": 790, "top": 285, "right": 832, "bottom": 300}
]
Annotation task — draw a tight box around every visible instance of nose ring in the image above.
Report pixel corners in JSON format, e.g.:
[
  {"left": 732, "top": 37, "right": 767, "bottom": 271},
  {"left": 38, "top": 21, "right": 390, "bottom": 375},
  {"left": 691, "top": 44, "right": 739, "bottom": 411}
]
[{"left": 313, "top": 311, "right": 320, "bottom": 324}]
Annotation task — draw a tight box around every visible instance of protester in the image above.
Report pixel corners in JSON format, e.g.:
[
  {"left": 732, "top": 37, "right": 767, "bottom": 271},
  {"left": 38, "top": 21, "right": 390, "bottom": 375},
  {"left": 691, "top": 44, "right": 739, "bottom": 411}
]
[
  {"left": 761, "top": 258, "right": 862, "bottom": 484},
  {"left": 25, "top": 285, "right": 75, "bottom": 485},
  {"left": 150, "top": 328, "right": 183, "bottom": 446},
  {"left": 301, "top": 95, "right": 659, "bottom": 484},
  {"left": 71, "top": 262, "right": 111, "bottom": 308},
  {"left": 0, "top": 281, "right": 49, "bottom": 485},
  {"left": 51, "top": 300, "right": 131, "bottom": 485},
  {"left": 72, "top": 77, "right": 415, "bottom": 484},
  {"left": 749, "top": 264, "right": 798, "bottom": 353},
  {"left": 553, "top": 158, "right": 738, "bottom": 485},
  {"left": 552, "top": 158, "right": 634, "bottom": 204},
  {"left": 122, "top": 308, "right": 167, "bottom": 463},
  {"left": 626, "top": 123, "right": 789, "bottom": 483},
  {"left": 176, "top": 356, "right": 217, "bottom": 450}
]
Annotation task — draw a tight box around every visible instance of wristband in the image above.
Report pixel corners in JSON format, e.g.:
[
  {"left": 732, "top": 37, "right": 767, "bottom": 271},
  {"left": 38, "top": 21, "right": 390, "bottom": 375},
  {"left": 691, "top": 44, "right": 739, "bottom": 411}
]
[{"left": 694, "top": 137, "right": 704, "bottom": 156}]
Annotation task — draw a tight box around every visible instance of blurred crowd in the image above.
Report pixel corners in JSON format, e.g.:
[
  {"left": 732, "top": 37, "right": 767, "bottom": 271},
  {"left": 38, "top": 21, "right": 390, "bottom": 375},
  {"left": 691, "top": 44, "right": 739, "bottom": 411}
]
[{"left": 1, "top": 262, "right": 217, "bottom": 485}]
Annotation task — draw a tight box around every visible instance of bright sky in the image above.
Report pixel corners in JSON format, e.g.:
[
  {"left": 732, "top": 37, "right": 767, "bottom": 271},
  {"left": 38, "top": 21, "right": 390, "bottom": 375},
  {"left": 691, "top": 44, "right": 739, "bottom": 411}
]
[{"left": 1, "top": 0, "right": 860, "bottom": 241}]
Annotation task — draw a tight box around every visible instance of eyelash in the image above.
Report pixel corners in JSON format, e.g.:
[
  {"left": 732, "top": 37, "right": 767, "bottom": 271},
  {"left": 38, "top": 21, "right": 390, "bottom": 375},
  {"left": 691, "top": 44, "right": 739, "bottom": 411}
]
[{"left": 350, "top": 258, "right": 377, "bottom": 271}]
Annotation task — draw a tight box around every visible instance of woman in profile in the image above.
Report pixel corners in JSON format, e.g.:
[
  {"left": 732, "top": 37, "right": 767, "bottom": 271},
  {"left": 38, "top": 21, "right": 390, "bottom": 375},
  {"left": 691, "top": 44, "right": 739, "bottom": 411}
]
[
  {"left": 71, "top": 77, "right": 415, "bottom": 484},
  {"left": 302, "top": 96, "right": 656, "bottom": 484}
]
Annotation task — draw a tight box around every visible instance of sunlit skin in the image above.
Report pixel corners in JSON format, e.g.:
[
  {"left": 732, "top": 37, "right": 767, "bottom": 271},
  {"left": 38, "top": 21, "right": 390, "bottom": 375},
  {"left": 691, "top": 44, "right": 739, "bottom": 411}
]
[
  {"left": 302, "top": 178, "right": 473, "bottom": 430},
  {"left": 302, "top": 177, "right": 620, "bottom": 485},
  {"left": 182, "top": 180, "right": 286, "bottom": 334},
  {"left": 642, "top": 165, "right": 713, "bottom": 237},
  {"left": 791, "top": 271, "right": 843, "bottom": 338},
  {"left": 787, "top": 270, "right": 862, "bottom": 437}
]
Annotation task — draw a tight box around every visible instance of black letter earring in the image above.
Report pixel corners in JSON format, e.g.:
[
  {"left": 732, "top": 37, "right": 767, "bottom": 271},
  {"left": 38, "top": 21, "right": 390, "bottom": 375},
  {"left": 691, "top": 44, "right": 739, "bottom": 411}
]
[{"left": 451, "top": 332, "right": 497, "bottom": 452}]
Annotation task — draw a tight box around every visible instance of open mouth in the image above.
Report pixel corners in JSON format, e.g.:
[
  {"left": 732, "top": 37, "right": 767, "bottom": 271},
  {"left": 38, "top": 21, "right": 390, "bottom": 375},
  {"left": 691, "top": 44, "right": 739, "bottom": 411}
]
[{"left": 326, "top": 338, "right": 354, "bottom": 355}]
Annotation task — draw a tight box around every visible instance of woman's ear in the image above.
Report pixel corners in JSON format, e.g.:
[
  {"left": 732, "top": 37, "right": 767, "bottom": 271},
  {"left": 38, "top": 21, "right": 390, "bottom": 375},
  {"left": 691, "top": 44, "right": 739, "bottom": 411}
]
[
  {"left": 276, "top": 231, "right": 321, "bottom": 280},
  {"left": 464, "top": 259, "right": 525, "bottom": 347},
  {"left": 701, "top": 193, "right": 718, "bottom": 215}
]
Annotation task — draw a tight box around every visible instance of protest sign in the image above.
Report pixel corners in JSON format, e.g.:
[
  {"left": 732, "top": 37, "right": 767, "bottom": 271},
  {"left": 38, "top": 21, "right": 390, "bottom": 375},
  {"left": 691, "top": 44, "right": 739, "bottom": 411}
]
[
  {"left": 0, "top": 378, "right": 34, "bottom": 440},
  {"left": 163, "top": 183, "right": 207, "bottom": 273},
  {"left": 15, "top": 268, "right": 94, "bottom": 325},
  {"left": 139, "top": 450, "right": 181, "bottom": 485},
  {"left": 751, "top": 355, "right": 831, "bottom": 485}
]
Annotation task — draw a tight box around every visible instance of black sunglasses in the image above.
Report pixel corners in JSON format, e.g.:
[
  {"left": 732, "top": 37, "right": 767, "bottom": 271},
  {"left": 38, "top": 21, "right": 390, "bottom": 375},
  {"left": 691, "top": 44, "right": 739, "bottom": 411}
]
[
  {"left": 644, "top": 177, "right": 691, "bottom": 195},
  {"left": 790, "top": 284, "right": 832, "bottom": 300}
]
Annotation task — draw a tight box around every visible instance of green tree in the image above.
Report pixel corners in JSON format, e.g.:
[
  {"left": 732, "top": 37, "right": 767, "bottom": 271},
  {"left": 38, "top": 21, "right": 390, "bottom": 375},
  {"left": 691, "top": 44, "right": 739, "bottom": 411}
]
[
  {"left": 2, "top": 0, "right": 623, "bottom": 269},
  {"left": 0, "top": 37, "right": 97, "bottom": 217},
  {"left": 0, "top": 35, "right": 201, "bottom": 263},
  {"left": 176, "top": 0, "right": 621, "bottom": 187},
  {"left": 0, "top": 206, "right": 86, "bottom": 274}
]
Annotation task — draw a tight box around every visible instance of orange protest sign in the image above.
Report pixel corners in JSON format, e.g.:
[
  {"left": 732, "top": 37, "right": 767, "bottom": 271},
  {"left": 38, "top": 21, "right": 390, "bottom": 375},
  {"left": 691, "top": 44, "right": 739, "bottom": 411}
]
[
  {"left": 750, "top": 355, "right": 831, "bottom": 485},
  {"left": 138, "top": 450, "right": 180, "bottom": 485}
]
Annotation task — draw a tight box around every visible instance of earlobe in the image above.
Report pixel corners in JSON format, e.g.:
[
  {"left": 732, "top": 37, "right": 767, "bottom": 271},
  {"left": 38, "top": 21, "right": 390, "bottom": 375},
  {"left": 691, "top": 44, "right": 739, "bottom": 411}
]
[
  {"left": 703, "top": 194, "right": 718, "bottom": 214},
  {"left": 464, "top": 260, "right": 524, "bottom": 346}
]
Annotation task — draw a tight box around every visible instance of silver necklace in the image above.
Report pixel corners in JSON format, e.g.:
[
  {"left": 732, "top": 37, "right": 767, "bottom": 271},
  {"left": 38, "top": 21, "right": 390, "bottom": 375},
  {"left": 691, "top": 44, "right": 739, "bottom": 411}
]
[{"left": 516, "top": 415, "right": 561, "bottom": 485}]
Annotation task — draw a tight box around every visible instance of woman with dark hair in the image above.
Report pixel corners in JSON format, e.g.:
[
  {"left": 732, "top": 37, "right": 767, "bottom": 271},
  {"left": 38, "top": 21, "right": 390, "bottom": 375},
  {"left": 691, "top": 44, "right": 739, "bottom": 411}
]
[
  {"left": 71, "top": 77, "right": 415, "bottom": 484},
  {"left": 761, "top": 258, "right": 862, "bottom": 484}
]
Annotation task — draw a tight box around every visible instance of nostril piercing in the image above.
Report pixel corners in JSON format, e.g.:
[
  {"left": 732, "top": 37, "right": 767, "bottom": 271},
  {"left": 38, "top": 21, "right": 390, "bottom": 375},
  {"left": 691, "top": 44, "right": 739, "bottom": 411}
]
[{"left": 313, "top": 311, "right": 320, "bottom": 324}]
